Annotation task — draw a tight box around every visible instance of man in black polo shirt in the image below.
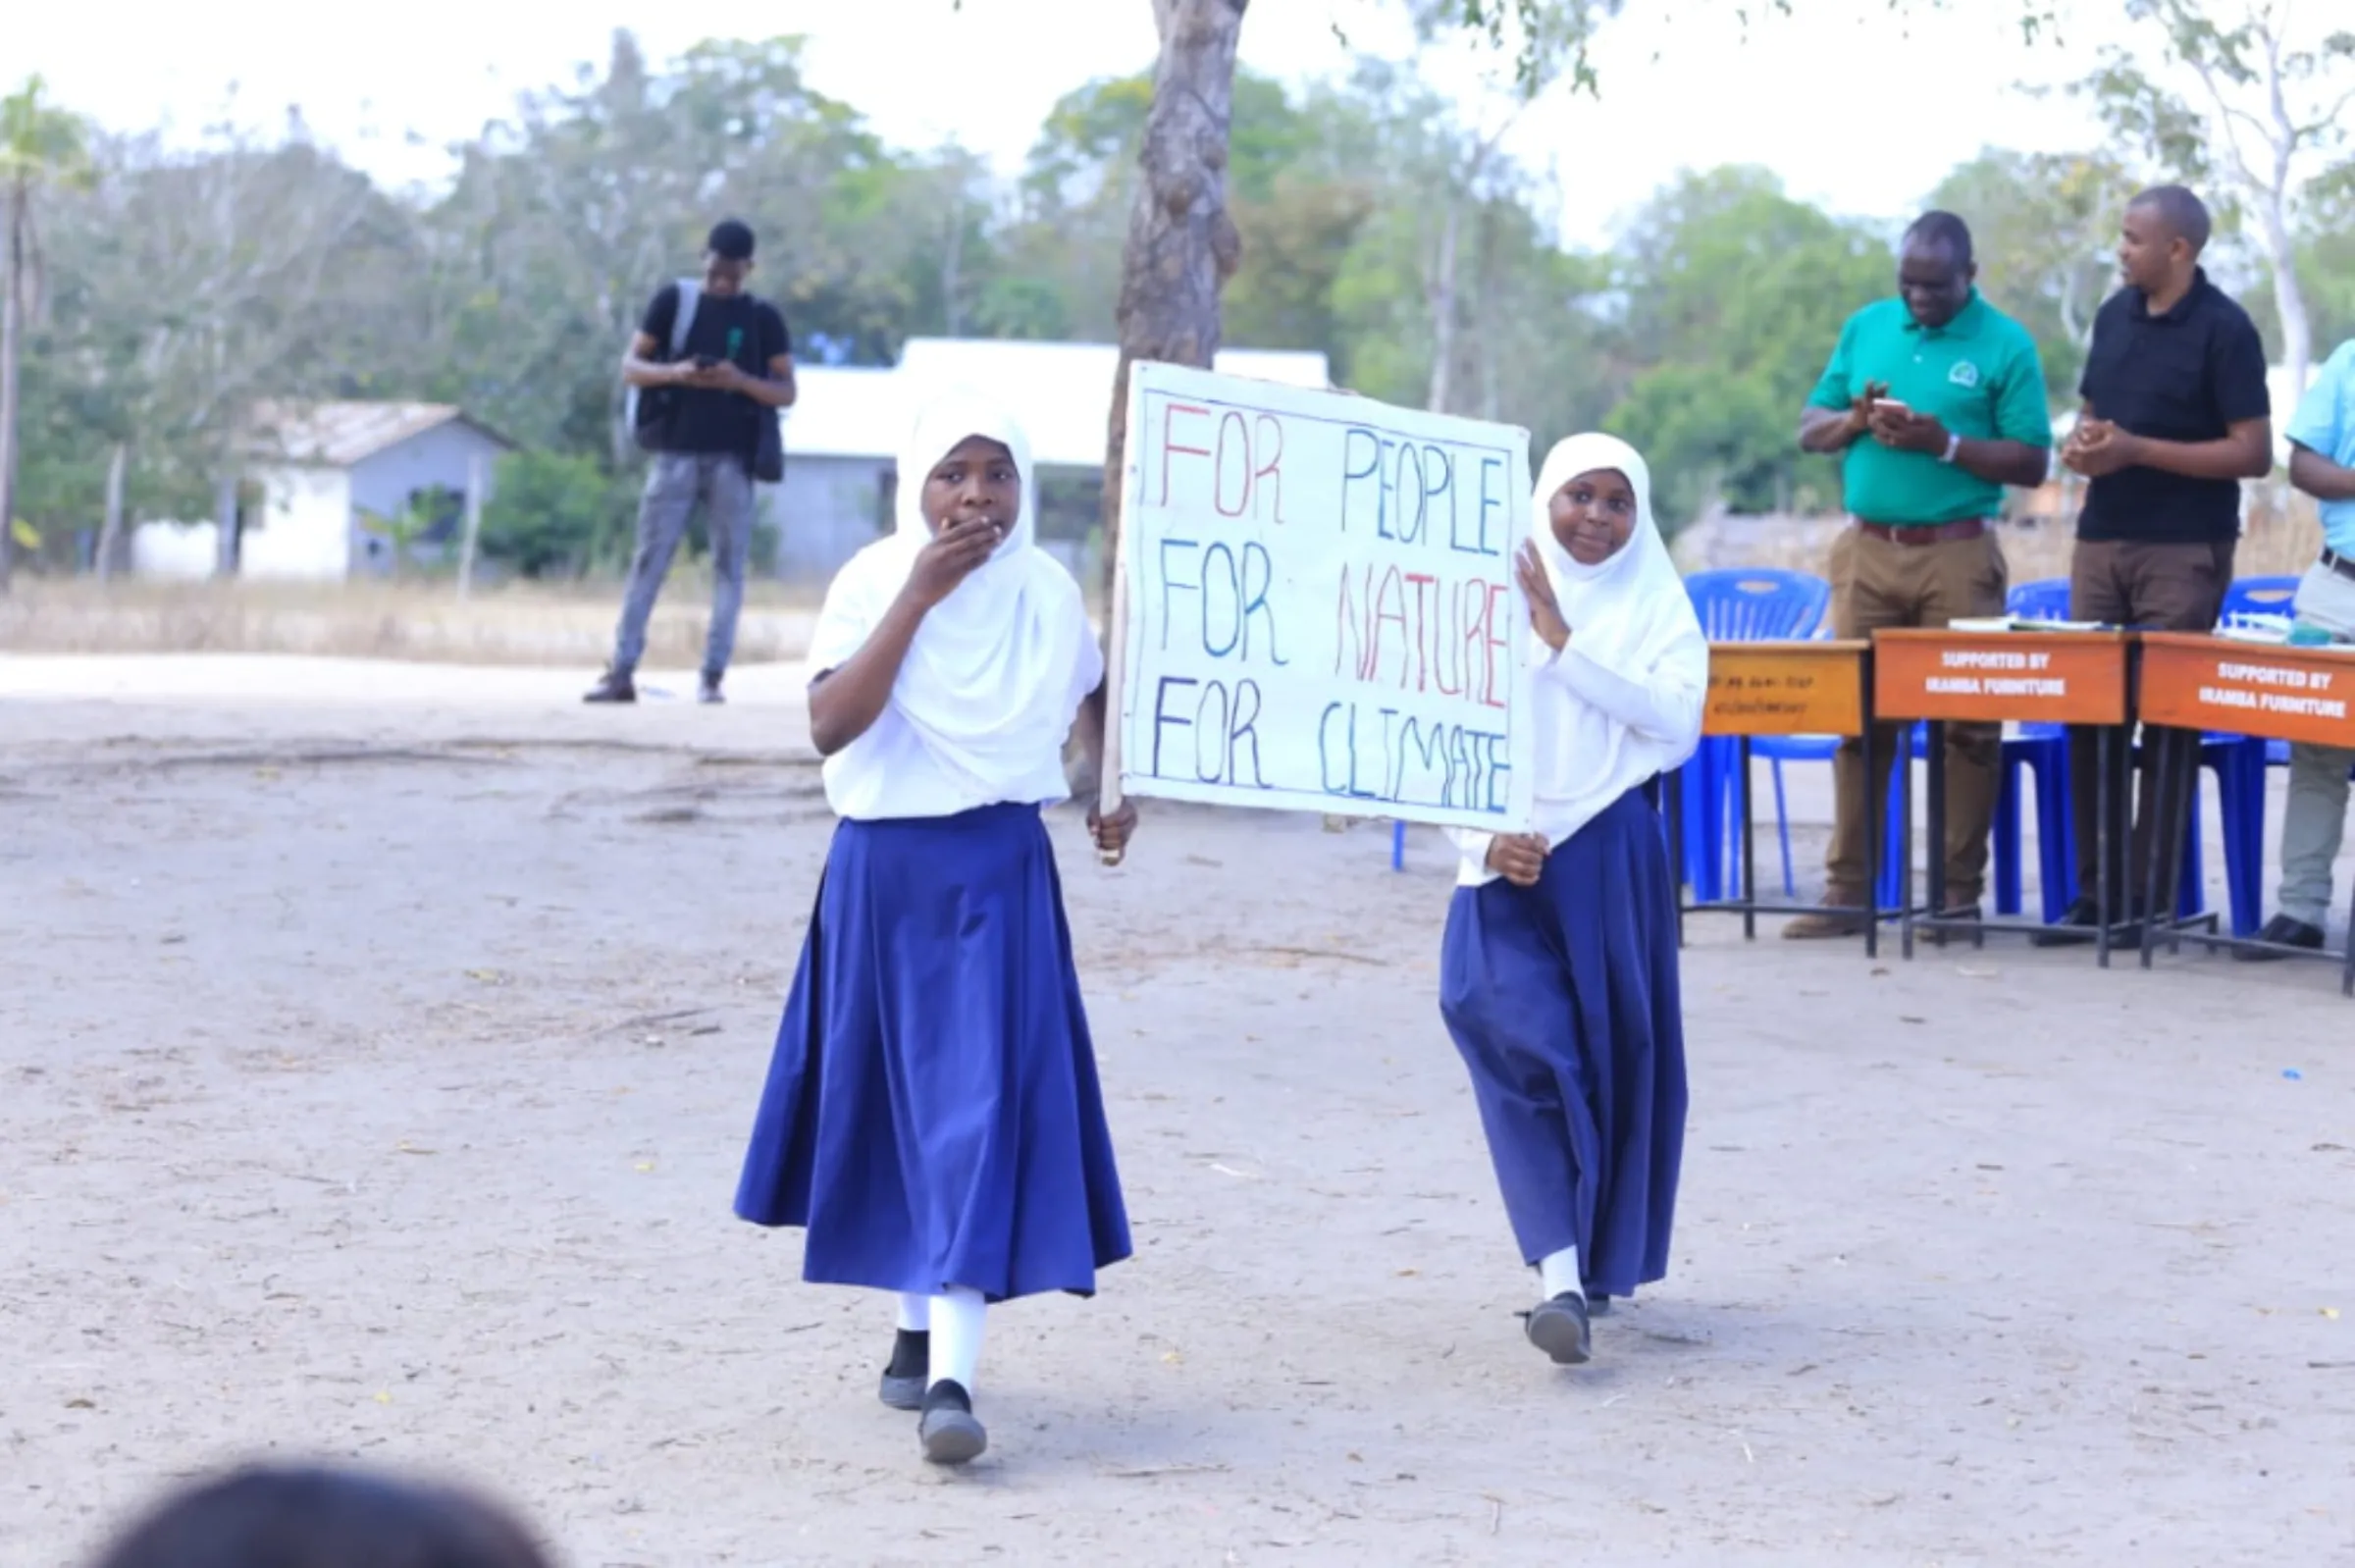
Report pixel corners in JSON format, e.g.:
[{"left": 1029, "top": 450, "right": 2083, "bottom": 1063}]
[
  {"left": 2041, "top": 185, "right": 2273, "bottom": 943},
  {"left": 586, "top": 219, "right": 797, "bottom": 706}
]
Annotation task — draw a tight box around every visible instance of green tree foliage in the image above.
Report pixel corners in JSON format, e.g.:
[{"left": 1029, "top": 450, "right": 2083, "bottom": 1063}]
[
  {"left": 1930, "top": 148, "right": 2140, "bottom": 398},
  {"left": 1, "top": 75, "right": 93, "bottom": 586},
  {"left": 477, "top": 450, "right": 638, "bottom": 577},
  {"left": 2074, "top": 0, "right": 2355, "bottom": 391},
  {"left": 14, "top": 13, "right": 2344, "bottom": 573},
  {"left": 1606, "top": 168, "right": 1893, "bottom": 526}
]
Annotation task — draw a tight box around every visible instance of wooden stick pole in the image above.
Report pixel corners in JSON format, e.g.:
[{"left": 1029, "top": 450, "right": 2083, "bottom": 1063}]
[
  {"left": 1095, "top": 468, "right": 1133, "bottom": 868},
  {"left": 456, "top": 453, "right": 485, "bottom": 600}
]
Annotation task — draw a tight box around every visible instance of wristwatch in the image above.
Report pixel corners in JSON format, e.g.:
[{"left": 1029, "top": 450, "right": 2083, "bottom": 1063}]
[{"left": 1939, "top": 432, "right": 1962, "bottom": 464}]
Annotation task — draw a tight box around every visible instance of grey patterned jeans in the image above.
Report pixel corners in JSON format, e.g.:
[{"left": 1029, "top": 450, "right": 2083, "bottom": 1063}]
[
  {"left": 2277, "top": 562, "right": 2355, "bottom": 927},
  {"left": 609, "top": 451, "right": 757, "bottom": 678}
]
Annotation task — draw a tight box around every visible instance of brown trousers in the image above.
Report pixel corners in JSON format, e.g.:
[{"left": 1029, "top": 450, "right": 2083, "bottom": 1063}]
[
  {"left": 2067, "top": 538, "right": 2235, "bottom": 910},
  {"left": 1825, "top": 526, "right": 2010, "bottom": 902}
]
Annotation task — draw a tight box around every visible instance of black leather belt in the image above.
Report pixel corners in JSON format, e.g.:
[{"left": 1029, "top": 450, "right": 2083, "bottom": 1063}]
[
  {"left": 2324, "top": 549, "right": 2355, "bottom": 583},
  {"left": 1857, "top": 518, "right": 1990, "bottom": 546}
]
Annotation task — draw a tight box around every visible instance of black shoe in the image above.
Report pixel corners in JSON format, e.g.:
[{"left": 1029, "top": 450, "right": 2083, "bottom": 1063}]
[
  {"left": 878, "top": 1329, "right": 928, "bottom": 1411},
  {"left": 2235, "top": 915, "right": 2327, "bottom": 963},
  {"left": 698, "top": 669, "right": 725, "bottom": 706},
  {"left": 583, "top": 668, "right": 637, "bottom": 705},
  {"left": 918, "top": 1380, "right": 987, "bottom": 1465},
  {"left": 1924, "top": 902, "right": 1985, "bottom": 947},
  {"left": 1585, "top": 1291, "right": 1613, "bottom": 1318},
  {"left": 1522, "top": 1291, "right": 1593, "bottom": 1366},
  {"left": 2031, "top": 897, "right": 2099, "bottom": 947}
]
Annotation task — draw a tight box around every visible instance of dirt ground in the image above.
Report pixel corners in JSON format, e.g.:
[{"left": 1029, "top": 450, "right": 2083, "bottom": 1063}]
[
  {"left": 0, "top": 577, "right": 821, "bottom": 667},
  {"left": 5, "top": 654, "right": 2354, "bottom": 1568}
]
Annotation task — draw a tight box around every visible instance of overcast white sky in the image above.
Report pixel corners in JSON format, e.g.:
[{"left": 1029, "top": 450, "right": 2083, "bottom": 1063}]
[{"left": 20, "top": 0, "right": 2108, "bottom": 233}]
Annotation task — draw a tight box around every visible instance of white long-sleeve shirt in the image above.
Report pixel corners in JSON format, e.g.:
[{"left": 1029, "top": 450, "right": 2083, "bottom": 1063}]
[{"left": 1447, "top": 638, "right": 1706, "bottom": 888}]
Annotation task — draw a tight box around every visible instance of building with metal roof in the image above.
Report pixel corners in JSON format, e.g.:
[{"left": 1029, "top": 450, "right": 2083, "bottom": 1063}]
[{"left": 773, "top": 338, "right": 1331, "bottom": 582}]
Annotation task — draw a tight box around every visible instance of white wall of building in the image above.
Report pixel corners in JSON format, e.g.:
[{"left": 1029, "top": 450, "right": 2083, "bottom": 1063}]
[
  {"left": 225, "top": 421, "right": 508, "bottom": 581},
  {"left": 238, "top": 466, "right": 352, "bottom": 581},
  {"left": 345, "top": 422, "right": 508, "bottom": 576},
  {"left": 774, "top": 455, "right": 891, "bottom": 582},
  {"left": 129, "top": 520, "right": 220, "bottom": 580}
]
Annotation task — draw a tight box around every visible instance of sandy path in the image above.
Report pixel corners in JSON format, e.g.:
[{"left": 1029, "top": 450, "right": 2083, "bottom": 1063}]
[{"left": 4, "top": 657, "right": 2353, "bottom": 1566}]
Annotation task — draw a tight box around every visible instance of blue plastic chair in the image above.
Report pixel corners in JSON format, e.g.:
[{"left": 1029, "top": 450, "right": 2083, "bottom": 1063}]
[
  {"left": 2223, "top": 575, "right": 2302, "bottom": 624},
  {"left": 2214, "top": 574, "right": 2355, "bottom": 916},
  {"left": 1739, "top": 576, "right": 2072, "bottom": 919},
  {"left": 2222, "top": 575, "right": 2304, "bottom": 771},
  {"left": 1998, "top": 578, "right": 2264, "bottom": 931},
  {"left": 2200, "top": 575, "right": 2304, "bottom": 928},
  {"left": 1753, "top": 727, "right": 1918, "bottom": 904},
  {"left": 1682, "top": 570, "right": 1833, "bottom": 901},
  {"left": 1991, "top": 579, "right": 2076, "bottom": 920},
  {"left": 1392, "top": 568, "right": 1837, "bottom": 887},
  {"left": 1684, "top": 569, "right": 1834, "bottom": 644},
  {"left": 2008, "top": 576, "right": 2231, "bottom": 923}
]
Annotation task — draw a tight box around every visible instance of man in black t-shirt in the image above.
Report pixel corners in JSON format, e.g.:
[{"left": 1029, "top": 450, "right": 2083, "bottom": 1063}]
[
  {"left": 586, "top": 218, "right": 797, "bottom": 706},
  {"left": 2039, "top": 185, "right": 2274, "bottom": 943}
]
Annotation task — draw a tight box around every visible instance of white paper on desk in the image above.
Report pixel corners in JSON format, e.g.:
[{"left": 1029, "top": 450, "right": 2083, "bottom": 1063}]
[
  {"left": 1947, "top": 615, "right": 2110, "bottom": 633},
  {"left": 2215, "top": 615, "right": 2293, "bottom": 644}
]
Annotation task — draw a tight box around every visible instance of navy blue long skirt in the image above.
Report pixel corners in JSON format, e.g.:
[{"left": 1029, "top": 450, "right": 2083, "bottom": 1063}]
[
  {"left": 733, "top": 802, "right": 1131, "bottom": 1303},
  {"left": 1438, "top": 785, "right": 1688, "bottom": 1300}
]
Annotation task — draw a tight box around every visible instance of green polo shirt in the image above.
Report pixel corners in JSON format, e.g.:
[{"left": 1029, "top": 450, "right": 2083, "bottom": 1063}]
[{"left": 1806, "top": 291, "right": 2052, "bottom": 525}]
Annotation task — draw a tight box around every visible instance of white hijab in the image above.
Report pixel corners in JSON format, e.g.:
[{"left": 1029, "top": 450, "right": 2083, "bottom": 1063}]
[
  {"left": 813, "top": 390, "right": 1100, "bottom": 810},
  {"left": 1522, "top": 432, "right": 1706, "bottom": 842}
]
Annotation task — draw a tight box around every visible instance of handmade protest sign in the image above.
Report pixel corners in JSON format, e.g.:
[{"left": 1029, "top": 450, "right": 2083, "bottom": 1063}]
[{"left": 1106, "top": 361, "right": 1537, "bottom": 834}]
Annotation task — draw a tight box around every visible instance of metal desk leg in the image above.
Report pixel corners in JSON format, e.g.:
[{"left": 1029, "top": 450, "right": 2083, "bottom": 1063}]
[
  {"left": 1740, "top": 735, "right": 1758, "bottom": 943},
  {"left": 2140, "top": 728, "right": 2178, "bottom": 970},
  {"left": 2167, "top": 729, "right": 2197, "bottom": 960},
  {"left": 2342, "top": 872, "right": 2355, "bottom": 999},
  {"left": 1927, "top": 719, "right": 1949, "bottom": 928},
  {"left": 1861, "top": 711, "right": 1878, "bottom": 962},
  {"left": 1900, "top": 723, "right": 1916, "bottom": 962},
  {"left": 2095, "top": 723, "right": 2114, "bottom": 970}
]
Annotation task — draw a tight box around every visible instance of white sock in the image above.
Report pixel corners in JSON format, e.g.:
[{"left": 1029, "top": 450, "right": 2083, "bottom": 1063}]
[
  {"left": 1538, "top": 1245, "right": 1584, "bottom": 1303},
  {"left": 927, "top": 1286, "right": 987, "bottom": 1395},
  {"left": 896, "top": 1293, "right": 931, "bottom": 1333}
]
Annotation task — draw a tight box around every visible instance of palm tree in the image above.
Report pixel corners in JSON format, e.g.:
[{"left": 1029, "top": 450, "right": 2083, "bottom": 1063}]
[{"left": 0, "top": 77, "right": 90, "bottom": 593}]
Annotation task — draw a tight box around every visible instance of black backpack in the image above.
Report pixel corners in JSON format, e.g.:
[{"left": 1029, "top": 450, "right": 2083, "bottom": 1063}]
[
  {"left": 625, "top": 279, "right": 784, "bottom": 483},
  {"left": 626, "top": 277, "right": 702, "bottom": 454}
]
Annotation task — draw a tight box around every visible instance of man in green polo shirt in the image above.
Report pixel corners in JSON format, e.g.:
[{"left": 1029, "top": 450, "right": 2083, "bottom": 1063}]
[{"left": 1783, "top": 212, "right": 2054, "bottom": 939}]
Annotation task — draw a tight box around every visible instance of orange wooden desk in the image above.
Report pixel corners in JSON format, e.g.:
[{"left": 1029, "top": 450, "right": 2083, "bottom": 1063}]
[
  {"left": 1873, "top": 629, "right": 2134, "bottom": 962},
  {"left": 2136, "top": 632, "right": 2355, "bottom": 993},
  {"left": 1705, "top": 640, "right": 1869, "bottom": 736},
  {"left": 1681, "top": 641, "right": 1879, "bottom": 952}
]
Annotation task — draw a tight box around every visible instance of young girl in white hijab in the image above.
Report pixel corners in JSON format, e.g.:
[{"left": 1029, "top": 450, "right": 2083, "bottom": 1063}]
[
  {"left": 1441, "top": 432, "right": 1706, "bottom": 1368},
  {"left": 734, "top": 390, "right": 1135, "bottom": 1465}
]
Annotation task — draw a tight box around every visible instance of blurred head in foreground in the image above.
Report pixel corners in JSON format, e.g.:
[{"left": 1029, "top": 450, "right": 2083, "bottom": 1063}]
[{"left": 86, "top": 1464, "right": 554, "bottom": 1568}]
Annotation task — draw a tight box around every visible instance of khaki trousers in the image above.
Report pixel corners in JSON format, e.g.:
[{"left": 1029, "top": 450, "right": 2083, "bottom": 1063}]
[
  {"left": 1824, "top": 526, "right": 2010, "bottom": 903},
  {"left": 2066, "top": 539, "right": 2235, "bottom": 910}
]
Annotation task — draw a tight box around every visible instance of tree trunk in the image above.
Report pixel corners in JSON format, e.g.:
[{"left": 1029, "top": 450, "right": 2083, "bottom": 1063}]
[
  {"left": 942, "top": 209, "right": 966, "bottom": 338},
  {"left": 1426, "top": 200, "right": 1461, "bottom": 414},
  {"left": 1472, "top": 203, "right": 1506, "bottom": 422},
  {"left": 96, "top": 441, "right": 129, "bottom": 582},
  {"left": 1075, "top": 0, "right": 1246, "bottom": 799},
  {"left": 211, "top": 473, "right": 239, "bottom": 578},
  {"left": 1098, "top": 0, "right": 1248, "bottom": 612},
  {"left": 2058, "top": 260, "right": 2089, "bottom": 354},
  {"left": 0, "top": 182, "right": 25, "bottom": 596},
  {"left": 2259, "top": 196, "right": 2311, "bottom": 400}
]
